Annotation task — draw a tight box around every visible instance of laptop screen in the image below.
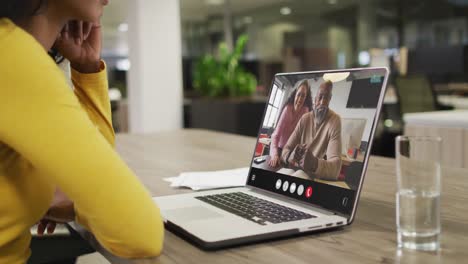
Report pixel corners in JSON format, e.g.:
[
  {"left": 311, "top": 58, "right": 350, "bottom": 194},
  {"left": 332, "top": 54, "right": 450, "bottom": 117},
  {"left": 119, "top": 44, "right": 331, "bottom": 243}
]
[{"left": 248, "top": 68, "right": 388, "bottom": 216}]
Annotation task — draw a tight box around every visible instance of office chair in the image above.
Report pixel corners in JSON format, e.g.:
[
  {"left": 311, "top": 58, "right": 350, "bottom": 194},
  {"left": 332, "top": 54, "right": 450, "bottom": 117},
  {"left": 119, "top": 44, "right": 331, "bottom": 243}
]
[
  {"left": 372, "top": 75, "right": 453, "bottom": 158},
  {"left": 394, "top": 75, "right": 453, "bottom": 114}
]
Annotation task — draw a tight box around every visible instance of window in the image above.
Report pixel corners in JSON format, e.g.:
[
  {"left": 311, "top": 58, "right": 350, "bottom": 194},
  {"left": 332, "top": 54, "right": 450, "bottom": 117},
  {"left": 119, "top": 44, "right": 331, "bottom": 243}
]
[{"left": 263, "top": 83, "right": 284, "bottom": 128}]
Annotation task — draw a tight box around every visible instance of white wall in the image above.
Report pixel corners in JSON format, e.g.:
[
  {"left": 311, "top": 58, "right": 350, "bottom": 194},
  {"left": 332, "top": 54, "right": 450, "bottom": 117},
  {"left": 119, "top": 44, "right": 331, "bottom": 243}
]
[{"left": 127, "top": 0, "right": 183, "bottom": 133}]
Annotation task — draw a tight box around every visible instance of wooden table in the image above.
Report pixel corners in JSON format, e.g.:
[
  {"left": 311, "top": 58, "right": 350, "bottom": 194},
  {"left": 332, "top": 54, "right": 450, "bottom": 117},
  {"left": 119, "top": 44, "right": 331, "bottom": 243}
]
[
  {"left": 434, "top": 83, "right": 468, "bottom": 95},
  {"left": 438, "top": 95, "right": 468, "bottom": 110},
  {"left": 78, "top": 129, "right": 468, "bottom": 264}
]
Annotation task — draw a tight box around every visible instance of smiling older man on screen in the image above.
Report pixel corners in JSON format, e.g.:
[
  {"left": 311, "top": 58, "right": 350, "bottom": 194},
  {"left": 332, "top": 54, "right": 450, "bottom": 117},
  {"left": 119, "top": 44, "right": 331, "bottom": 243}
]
[{"left": 281, "top": 80, "right": 342, "bottom": 181}]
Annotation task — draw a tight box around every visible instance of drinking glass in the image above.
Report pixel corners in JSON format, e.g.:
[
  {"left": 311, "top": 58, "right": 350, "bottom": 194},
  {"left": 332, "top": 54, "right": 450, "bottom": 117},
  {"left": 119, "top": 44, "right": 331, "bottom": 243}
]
[{"left": 395, "top": 136, "right": 442, "bottom": 251}]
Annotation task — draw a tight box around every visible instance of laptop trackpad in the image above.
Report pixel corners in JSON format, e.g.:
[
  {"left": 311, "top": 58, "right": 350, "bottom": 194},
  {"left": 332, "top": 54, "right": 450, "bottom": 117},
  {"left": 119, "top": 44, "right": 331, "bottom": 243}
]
[{"left": 165, "top": 206, "right": 224, "bottom": 222}]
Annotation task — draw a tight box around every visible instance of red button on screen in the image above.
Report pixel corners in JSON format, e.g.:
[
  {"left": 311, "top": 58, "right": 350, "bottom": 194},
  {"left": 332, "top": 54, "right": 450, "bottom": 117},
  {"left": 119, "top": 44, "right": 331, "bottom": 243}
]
[{"left": 305, "top": 187, "right": 313, "bottom": 198}]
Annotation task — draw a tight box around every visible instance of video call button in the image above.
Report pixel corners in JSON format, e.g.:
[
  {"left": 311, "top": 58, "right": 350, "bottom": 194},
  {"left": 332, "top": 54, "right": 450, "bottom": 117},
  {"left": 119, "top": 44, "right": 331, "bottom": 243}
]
[
  {"left": 282, "top": 181, "right": 289, "bottom": 192},
  {"left": 305, "top": 187, "right": 313, "bottom": 198},
  {"left": 297, "top": 185, "right": 304, "bottom": 196},
  {"left": 289, "top": 183, "right": 296, "bottom": 194},
  {"left": 275, "top": 179, "right": 282, "bottom": 190}
]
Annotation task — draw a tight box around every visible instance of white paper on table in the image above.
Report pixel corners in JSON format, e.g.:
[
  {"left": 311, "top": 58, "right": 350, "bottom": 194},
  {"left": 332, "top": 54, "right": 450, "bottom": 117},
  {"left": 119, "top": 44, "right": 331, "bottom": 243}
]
[{"left": 164, "top": 167, "right": 249, "bottom": 191}]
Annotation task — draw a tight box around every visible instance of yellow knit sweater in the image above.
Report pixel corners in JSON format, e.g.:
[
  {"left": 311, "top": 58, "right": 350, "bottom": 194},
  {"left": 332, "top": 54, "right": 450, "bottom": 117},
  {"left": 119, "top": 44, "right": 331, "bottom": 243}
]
[{"left": 0, "top": 18, "right": 163, "bottom": 263}]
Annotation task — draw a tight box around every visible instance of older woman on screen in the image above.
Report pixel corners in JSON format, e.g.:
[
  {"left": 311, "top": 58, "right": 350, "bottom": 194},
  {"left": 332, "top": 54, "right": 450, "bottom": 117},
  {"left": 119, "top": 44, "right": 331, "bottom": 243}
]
[{"left": 268, "top": 80, "right": 312, "bottom": 168}]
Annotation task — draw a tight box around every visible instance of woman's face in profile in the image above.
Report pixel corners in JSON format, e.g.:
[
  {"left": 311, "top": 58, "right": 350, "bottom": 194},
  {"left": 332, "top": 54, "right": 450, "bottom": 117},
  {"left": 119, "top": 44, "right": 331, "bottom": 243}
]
[
  {"left": 294, "top": 85, "right": 308, "bottom": 110},
  {"left": 59, "top": 0, "right": 109, "bottom": 22}
]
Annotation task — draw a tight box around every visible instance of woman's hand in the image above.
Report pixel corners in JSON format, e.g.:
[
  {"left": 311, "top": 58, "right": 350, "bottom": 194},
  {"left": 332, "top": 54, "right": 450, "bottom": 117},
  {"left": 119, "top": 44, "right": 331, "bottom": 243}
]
[
  {"left": 37, "top": 189, "right": 75, "bottom": 235},
  {"left": 268, "top": 155, "right": 280, "bottom": 168},
  {"left": 54, "top": 20, "right": 102, "bottom": 73},
  {"left": 37, "top": 219, "right": 57, "bottom": 235}
]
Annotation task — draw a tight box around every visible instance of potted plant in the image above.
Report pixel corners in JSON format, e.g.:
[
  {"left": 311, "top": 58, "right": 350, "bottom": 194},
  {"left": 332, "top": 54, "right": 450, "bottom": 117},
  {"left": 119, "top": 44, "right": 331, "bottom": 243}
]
[
  {"left": 193, "top": 35, "right": 257, "bottom": 97},
  {"left": 188, "top": 35, "right": 266, "bottom": 136}
]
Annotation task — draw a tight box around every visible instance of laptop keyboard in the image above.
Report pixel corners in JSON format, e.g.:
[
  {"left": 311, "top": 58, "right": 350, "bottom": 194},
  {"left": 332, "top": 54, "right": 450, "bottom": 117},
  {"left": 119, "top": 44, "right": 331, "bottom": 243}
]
[{"left": 195, "top": 192, "right": 315, "bottom": 226}]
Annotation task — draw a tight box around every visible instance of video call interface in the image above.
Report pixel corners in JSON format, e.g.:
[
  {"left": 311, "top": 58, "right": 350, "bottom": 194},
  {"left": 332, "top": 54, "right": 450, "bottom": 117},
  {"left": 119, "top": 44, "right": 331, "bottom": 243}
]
[{"left": 249, "top": 69, "right": 386, "bottom": 212}]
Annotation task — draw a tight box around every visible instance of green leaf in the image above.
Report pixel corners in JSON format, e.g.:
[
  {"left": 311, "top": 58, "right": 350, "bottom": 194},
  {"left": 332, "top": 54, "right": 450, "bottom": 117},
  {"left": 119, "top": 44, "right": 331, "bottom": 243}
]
[{"left": 192, "top": 34, "right": 257, "bottom": 98}]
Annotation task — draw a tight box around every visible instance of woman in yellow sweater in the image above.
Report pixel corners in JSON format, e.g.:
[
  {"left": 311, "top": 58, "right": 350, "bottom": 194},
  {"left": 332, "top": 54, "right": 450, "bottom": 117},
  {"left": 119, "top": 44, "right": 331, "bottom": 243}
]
[{"left": 0, "top": 0, "right": 164, "bottom": 263}]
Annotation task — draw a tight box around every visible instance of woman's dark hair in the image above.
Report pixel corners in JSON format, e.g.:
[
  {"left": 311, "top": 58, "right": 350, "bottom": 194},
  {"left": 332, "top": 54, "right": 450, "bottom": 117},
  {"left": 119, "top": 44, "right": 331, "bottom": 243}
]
[
  {"left": 0, "top": 0, "right": 46, "bottom": 22},
  {"left": 1, "top": 0, "right": 63, "bottom": 63},
  {"left": 284, "top": 80, "right": 313, "bottom": 111}
]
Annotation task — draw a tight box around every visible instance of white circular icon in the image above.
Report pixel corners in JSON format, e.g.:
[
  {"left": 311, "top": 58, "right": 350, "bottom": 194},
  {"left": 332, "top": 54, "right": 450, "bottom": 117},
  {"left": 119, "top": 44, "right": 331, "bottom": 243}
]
[
  {"left": 289, "top": 183, "right": 297, "bottom": 194},
  {"left": 282, "top": 181, "right": 289, "bottom": 192},
  {"left": 297, "top": 185, "right": 304, "bottom": 196},
  {"left": 275, "top": 179, "right": 282, "bottom": 190}
]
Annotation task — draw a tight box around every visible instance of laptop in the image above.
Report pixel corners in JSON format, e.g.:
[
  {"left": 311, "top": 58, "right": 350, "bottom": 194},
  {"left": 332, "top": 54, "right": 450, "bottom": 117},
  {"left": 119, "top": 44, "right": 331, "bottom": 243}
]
[{"left": 154, "top": 67, "right": 389, "bottom": 250}]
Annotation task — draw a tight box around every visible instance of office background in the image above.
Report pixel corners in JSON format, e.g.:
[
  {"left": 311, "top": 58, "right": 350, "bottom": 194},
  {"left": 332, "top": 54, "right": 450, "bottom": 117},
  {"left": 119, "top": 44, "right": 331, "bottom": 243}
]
[
  {"left": 39, "top": 1, "right": 468, "bottom": 263},
  {"left": 100, "top": 0, "right": 468, "bottom": 158}
]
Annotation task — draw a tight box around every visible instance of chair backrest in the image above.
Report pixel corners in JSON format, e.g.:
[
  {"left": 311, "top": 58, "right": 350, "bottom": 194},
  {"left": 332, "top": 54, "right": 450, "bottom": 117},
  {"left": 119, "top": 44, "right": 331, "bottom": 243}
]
[{"left": 395, "top": 75, "right": 437, "bottom": 114}]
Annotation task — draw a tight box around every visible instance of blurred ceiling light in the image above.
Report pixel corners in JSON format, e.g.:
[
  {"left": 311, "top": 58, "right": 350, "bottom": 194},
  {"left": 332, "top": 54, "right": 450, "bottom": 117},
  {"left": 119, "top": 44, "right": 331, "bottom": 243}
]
[
  {"left": 243, "top": 16, "right": 253, "bottom": 24},
  {"left": 205, "top": 0, "right": 225, "bottom": 5},
  {"left": 108, "top": 88, "right": 122, "bottom": 102},
  {"left": 116, "top": 59, "right": 131, "bottom": 71},
  {"left": 323, "top": 72, "right": 350, "bottom": 83},
  {"left": 118, "top": 23, "right": 128, "bottom": 32},
  {"left": 280, "top": 7, "right": 292, "bottom": 15},
  {"left": 328, "top": 0, "right": 338, "bottom": 4},
  {"left": 358, "top": 51, "right": 370, "bottom": 66}
]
